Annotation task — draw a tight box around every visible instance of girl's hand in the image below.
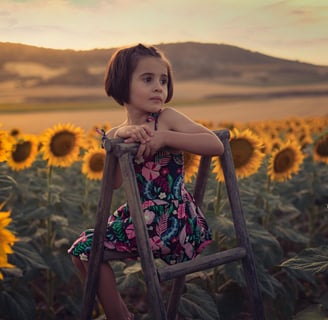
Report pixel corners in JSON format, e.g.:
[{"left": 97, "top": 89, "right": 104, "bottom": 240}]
[
  {"left": 135, "top": 131, "right": 165, "bottom": 160},
  {"left": 116, "top": 125, "right": 153, "bottom": 144}
]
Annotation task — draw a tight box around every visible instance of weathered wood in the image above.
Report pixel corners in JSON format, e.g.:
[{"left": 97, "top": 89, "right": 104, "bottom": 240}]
[
  {"left": 166, "top": 276, "right": 185, "bottom": 320},
  {"left": 103, "top": 250, "right": 139, "bottom": 261},
  {"left": 81, "top": 146, "right": 118, "bottom": 320},
  {"left": 82, "top": 130, "right": 265, "bottom": 320},
  {"left": 193, "top": 155, "right": 212, "bottom": 207},
  {"left": 215, "top": 129, "right": 266, "bottom": 320},
  {"left": 116, "top": 146, "right": 167, "bottom": 320},
  {"left": 158, "top": 247, "right": 246, "bottom": 282}
]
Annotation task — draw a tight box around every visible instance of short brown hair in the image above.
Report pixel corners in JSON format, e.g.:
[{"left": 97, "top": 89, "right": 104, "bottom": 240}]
[{"left": 104, "top": 44, "right": 174, "bottom": 106}]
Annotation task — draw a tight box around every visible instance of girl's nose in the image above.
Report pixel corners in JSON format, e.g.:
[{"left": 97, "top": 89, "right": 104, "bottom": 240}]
[{"left": 154, "top": 82, "right": 163, "bottom": 92}]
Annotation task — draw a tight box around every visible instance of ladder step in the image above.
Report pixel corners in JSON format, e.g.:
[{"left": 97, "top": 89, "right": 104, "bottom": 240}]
[
  {"left": 158, "top": 247, "right": 247, "bottom": 282},
  {"left": 103, "top": 250, "right": 139, "bottom": 261}
]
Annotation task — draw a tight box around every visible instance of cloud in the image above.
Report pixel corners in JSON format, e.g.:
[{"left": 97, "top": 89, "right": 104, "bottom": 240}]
[{"left": 0, "top": 0, "right": 327, "bottom": 64}]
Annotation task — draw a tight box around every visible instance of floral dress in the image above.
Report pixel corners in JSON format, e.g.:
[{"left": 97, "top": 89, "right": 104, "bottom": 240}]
[{"left": 68, "top": 114, "right": 212, "bottom": 265}]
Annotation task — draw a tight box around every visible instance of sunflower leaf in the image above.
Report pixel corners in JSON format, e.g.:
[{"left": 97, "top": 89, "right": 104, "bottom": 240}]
[
  {"left": 280, "top": 246, "right": 328, "bottom": 274},
  {"left": 179, "top": 283, "right": 220, "bottom": 320}
]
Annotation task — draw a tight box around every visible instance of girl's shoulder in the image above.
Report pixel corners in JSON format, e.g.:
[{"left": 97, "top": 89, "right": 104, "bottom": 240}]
[
  {"left": 160, "top": 106, "right": 197, "bottom": 132},
  {"left": 159, "top": 107, "right": 181, "bottom": 123},
  {"left": 105, "top": 122, "right": 127, "bottom": 138}
]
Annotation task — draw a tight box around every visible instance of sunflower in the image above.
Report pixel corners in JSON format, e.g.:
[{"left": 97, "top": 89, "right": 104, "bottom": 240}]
[
  {"left": 212, "top": 128, "right": 264, "bottom": 182},
  {"left": 183, "top": 152, "right": 201, "bottom": 183},
  {"left": 82, "top": 148, "right": 106, "bottom": 180},
  {"left": 9, "top": 128, "right": 21, "bottom": 137},
  {"left": 0, "top": 209, "right": 17, "bottom": 280},
  {"left": 7, "top": 134, "right": 39, "bottom": 171},
  {"left": 313, "top": 131, "right": 328, "bottom": 164},
  {"left": 268, "top": 139, "right": 304, "bottom": 182},
  {"left": 0, "top": 131, "right": 14, "bottom": 162},
  {"left": 40, "top": 123, "right": 85, "bottom": 167}
]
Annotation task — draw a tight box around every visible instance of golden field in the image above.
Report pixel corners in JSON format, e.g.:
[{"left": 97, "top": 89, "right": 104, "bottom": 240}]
[{"left": 1, "top": 81, "right": 327, "bottom": 134}]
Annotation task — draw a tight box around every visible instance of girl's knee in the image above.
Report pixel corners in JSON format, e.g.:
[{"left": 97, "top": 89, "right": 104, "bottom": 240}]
[
  {"left": 71, "top": 255, "right": 80, "bottom": 266},
  {"left": 71, "top": 255, "right": 87, "bottom": 275}
]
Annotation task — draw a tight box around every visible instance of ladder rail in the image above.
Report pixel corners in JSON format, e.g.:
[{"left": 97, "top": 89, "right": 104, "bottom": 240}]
[{"left": 81, "top": 130, "right": 265, "bottom": 320}]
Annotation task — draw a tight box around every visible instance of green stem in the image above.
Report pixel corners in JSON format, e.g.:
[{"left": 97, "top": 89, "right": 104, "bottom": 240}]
[
  {"left": 262, "top": 176, "right": 272, "bottom": 229},
  {"left": 83, "top": 177, "right": 90, "bottom": 215},
  {"left": 46, "top": 165, "right": 54, "bottom": 315}
]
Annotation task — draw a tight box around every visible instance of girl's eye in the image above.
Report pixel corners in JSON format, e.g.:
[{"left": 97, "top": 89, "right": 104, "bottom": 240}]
[
  {"left": 160, "top": 78, "right": 168, "bottom": 85},
  {"left": 143, "top": 76, "right": 152, "bottom": 83}
]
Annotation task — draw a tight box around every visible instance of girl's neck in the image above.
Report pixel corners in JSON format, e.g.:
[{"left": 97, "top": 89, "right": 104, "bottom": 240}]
[{"left": 125, "top": 108, "right": 162, "bottom": 125}]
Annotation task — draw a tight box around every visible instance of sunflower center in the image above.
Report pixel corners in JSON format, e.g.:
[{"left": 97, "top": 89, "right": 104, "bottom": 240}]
[
  {"left": 12, "top": 141, "right": 32, "bottom": 162},
  {"left": 231, "top": 138, "right": 254, "bottom": 168},
  {"left": 273, "top": 148, "right": 295, "bottom": 173},
  {"left": 89, "top": 153, "right": 105, "bottom": 172},
  {"left": 316, "top": 138, "right": 328, "bottom": 157},
  {"left": 50, "top": 131, "right": 76, "bottom": 157}
]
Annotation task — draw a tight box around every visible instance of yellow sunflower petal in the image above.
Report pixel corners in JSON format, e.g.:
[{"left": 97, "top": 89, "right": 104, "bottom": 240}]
[
  {"left": 313, "top": 130, "right": 328, "bottom": 164},
  {"left": 7, "top": 134, "right": 39, "bottom": 171},
  {"left": 0, "top": 131, "right": 15, "bottom": 162},
  {"left": 183, "top": 152, "right": 201, "bottom": 183},
  {"left": 213, "top": 128, "right": 265, "bottom": 181},
  {"left": 268, "top": 139, "right": 304, "bottom": 182},
  {"left": 82, "top": 148, "right": 106, "bottom": 180},
  {"left": 40, "top": 123, "right": 85, "bottom": 167},
  {"left": 0, "top": 210, "right": 17, "bottom": 277}
]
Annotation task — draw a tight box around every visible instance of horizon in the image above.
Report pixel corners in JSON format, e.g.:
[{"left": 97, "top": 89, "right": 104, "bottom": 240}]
[
  {"left": 2, "top": 40, "right": 327, "bottom": 68},
  {"left": 1, "top": 0, "right": 328, "bottom": 66}
]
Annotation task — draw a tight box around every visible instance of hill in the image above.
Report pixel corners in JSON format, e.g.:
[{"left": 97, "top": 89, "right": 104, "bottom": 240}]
[{"left": 1, "top": 41, "right": 328, "bottom": 105}]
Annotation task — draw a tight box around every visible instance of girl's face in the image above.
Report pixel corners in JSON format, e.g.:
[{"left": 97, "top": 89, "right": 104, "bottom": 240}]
[{"left": 128, "top": 57, "right": 168, "bottom": 113}]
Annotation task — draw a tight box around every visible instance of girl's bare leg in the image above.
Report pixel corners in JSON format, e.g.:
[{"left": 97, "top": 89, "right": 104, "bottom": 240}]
[
  {"left": 72, "top": 256, "right": 131, "bottom": 319},
  {"left": 97, "top": 263, "right": 128, "bottom": 320}
]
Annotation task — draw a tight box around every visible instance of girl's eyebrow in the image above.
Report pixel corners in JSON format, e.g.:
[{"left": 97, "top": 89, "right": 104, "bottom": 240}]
[{"left": 140, "top": 72, "right": 168, "bottom": 77}]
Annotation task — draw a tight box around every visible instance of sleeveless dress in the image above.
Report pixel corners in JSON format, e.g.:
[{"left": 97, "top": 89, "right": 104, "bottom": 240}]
[{"left": 68, "top": 112, "right": 212, "bottom": 265}]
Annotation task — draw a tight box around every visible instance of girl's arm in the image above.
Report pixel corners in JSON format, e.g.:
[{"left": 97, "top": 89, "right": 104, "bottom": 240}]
[{"left": 149, "top": 107, "right": 224, "bottom": 156}]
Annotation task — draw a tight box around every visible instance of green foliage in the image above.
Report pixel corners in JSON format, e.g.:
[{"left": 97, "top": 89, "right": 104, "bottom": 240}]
[
  {"left": 179, "top": 283, "right": 221, "bottom": 320},
  {"left": 281, "top": 246, "right": 328, "bottom": 274},
  {"left": 0, "top": 138, "right": 328, "bottom": 319}
]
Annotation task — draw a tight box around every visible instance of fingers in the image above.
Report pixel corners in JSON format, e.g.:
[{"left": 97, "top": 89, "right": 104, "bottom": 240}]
[
  {"left": 136, "top": 144, "right": 146, "bottom": 161},
  {"left": 125, "top": 125, "right": 153, "bottom": 144},
  {"left": 135, "top": 141, "right": 155, "bottom": 161}
]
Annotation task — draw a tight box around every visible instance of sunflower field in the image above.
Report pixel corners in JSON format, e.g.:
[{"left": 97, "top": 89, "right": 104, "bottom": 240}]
[{"left": 0, "top": 115, "right": 328, "bottom": 320}]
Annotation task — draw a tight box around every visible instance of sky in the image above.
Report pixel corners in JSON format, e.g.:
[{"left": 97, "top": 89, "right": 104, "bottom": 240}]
[{"left": 1, "top": 0, "right": 328, "bottom": 66}]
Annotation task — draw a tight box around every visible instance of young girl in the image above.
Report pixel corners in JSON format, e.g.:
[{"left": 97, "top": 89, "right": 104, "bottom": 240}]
[{"left": 68, "top": 43, "right": 224, "bottom": 320}]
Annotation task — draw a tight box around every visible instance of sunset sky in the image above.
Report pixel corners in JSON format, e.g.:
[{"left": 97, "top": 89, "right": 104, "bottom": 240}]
[{"left": 1, "top": 0, "right": 328, "bottom": 65}]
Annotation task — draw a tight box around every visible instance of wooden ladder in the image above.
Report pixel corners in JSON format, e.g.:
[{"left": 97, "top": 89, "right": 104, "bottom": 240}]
[{"left": 81, "top": 129, "right": 265, "bottom": 320}]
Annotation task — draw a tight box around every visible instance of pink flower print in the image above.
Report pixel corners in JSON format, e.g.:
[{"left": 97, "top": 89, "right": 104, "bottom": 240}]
[
  {"left": 197, "top": 240, "right": 212, "bottom": 253},
  {"left": 154, "top": 175, "right": 169, "bottom": 193},
  {"left": 142, "top": 162, "right": 161, "bottom": 180},
  {"left": 125, "top": 223, "right": 135, "bottom": 239},
  {"left": 149, "top": 235, "right": 162, "bottom": 251},
  {"left": 104, "top": 241, "right": 116, "bottom": 250},
  {"left": 153, "top": 199, "right": 168, "bottom": 206},
  {"left": 177, "top": 203, "right": 186, "bottom": 219},
  {"left": 143, "top": 200, "right": 155, "bottom": 209},
  {"left": 161, "top": 245, "right": 171, "bottom": 255},
  {"left": 144, "top": 209, "right": 155, "bottom": 225},
  {"left": 160, "top": 167, "right": 169, "bottom": 176},
  {"left": 183, "top": 242, "right": 194, "bottom": 259},
  {"left": 115, "top": 242, "right": 132, "bottom": 252}
]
